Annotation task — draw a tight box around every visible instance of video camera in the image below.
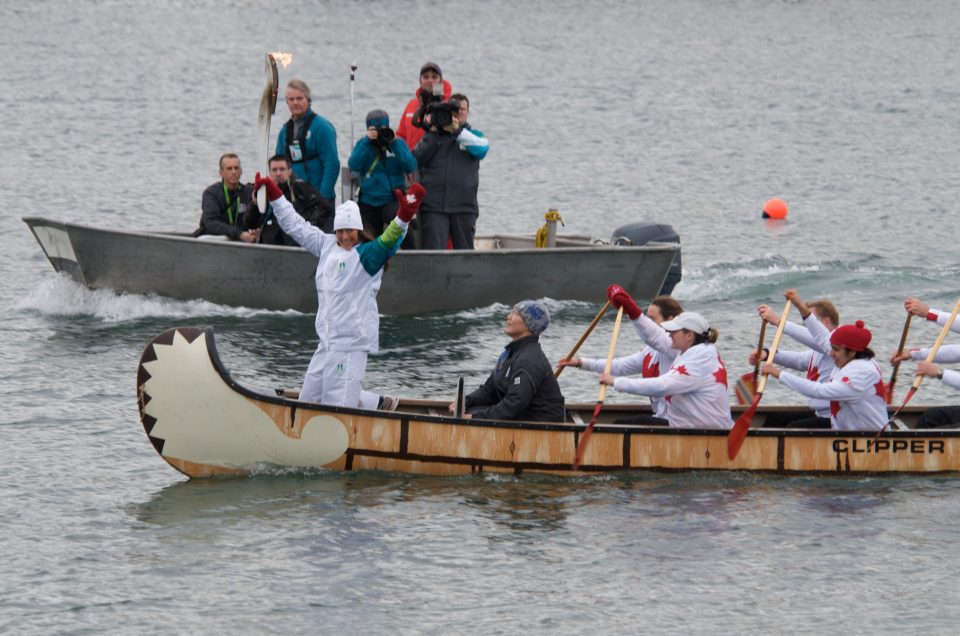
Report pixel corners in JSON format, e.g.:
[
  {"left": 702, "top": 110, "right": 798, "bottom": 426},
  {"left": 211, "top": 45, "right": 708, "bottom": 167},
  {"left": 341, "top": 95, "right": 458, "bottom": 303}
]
[{"left": 428, "top": 100, "right": 460, "bottom": 131}]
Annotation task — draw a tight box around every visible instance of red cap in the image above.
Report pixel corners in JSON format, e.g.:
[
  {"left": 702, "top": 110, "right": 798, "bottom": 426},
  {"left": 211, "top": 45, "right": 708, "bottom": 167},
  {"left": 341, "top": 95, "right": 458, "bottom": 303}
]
[{"left": 830, "top": 320, "right": 872, "bottom": 352}]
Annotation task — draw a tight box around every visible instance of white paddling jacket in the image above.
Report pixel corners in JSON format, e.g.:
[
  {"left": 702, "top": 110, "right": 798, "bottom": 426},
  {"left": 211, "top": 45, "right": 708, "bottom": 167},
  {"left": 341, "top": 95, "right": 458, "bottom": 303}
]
[
  {"left": 581, "top": 313, "right": 677, "bottom": 419},
  {"left": 909, "top": 344, "right": 960, "bottom": 391},
  {"left": 777, "top": 358, "right": 887, "bottom": 431},
  {"left": 773, "top": 313, "right": 836, "bottom": 418},
  {"left": 612, "top": 335, "right": 732, "bottom": 429},
  {"left": 271, "top": 195, "right": 407, "bottom": 352}
]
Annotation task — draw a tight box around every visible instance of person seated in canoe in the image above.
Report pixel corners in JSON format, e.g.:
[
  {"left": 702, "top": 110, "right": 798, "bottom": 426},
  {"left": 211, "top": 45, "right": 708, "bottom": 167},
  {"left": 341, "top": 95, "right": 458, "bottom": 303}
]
[
  {"left": 193, "top": 153, "right": 261, "bottom": 242},
  {"left": 253, "top": 173, "right": 424, "bottom": 407},
  {"left": 557, "top": 292, "right": 684, "bottom": 425},
  {"left": 749, "top": 289, "right": 839, "bottom": 428},
  {"left": 598, "top": 292, "right": 732, "bottom": 429},
  {"left": 258, "top": 154, "right": 334, "bottom": 245},
  {"left": 348, "top": 109, "right": 418, "bottom": 249},
  {"left": 886, "top": 295, "right": 960, "bottom": 428},
  {"left": 453, "top": 300, "right": 565, "bottom": 422},
  {"left": 906, "top": 358, "right": 960, "bottom": 428},
  {"left": 762, "top": 320, "right": 887, "bottom": 431}
]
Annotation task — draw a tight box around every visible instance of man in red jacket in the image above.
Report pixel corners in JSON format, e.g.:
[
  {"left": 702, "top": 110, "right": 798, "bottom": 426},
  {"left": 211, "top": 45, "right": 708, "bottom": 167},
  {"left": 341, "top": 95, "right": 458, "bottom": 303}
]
[{"left": 396, "top": 61, "right": 452, "bottom": 150}]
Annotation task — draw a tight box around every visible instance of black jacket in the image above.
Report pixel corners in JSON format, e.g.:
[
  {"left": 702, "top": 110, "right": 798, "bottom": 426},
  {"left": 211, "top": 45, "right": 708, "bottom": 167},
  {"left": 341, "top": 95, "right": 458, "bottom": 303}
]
[
  {"left": 465, "top": 335, "right": 565, "bottom": 422},
  {"left": 195, "top": 181, "right": 258, "bottom": 239},
  {"left": 413, "top": 127, "right": 480, "bottom": 215},
  {"left": 259, "top": 179, "right": 334, "bottom": 245}
]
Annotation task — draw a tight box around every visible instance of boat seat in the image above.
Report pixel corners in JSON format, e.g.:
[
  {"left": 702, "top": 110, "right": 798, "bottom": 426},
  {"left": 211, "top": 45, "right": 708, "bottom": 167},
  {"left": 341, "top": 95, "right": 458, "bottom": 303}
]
[
  {"left": 890, "top": 418, "right": 909, "bottom": 431},
  {"left": 568, "top": 411, "right": 585, "bottom": 427}
]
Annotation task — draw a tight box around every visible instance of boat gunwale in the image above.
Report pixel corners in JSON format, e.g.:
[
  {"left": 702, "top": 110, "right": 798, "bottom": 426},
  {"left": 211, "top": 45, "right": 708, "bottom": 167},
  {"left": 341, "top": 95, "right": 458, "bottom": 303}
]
[
  {"left": 23, "top": 216, "right": 681, "bottom": 255},
  {"left": 164, "top": 325, "right": 956, "bottom": 441}
]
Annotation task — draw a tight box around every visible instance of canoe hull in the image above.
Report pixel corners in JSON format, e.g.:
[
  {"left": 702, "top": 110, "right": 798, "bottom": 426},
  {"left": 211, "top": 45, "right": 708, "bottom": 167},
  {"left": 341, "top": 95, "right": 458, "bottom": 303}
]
[
  {"left": 137, "top": 327, "right": 960, "bottom": 479},
  {"left": 25, "top": 217, "right": 680, "bottom": 314}
]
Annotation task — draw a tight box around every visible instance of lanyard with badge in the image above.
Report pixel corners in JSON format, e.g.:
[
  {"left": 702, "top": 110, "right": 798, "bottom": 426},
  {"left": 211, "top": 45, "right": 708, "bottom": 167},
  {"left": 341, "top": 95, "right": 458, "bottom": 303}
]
[{"left": 222, "top": 182, "right": 241, "bottom": 225}]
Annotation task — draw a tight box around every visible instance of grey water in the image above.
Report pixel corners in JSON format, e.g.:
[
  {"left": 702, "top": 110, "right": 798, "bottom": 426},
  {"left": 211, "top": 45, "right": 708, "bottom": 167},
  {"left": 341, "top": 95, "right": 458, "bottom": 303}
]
[{"left": 2, "top": 0, "right": 960, "bottom": 633}]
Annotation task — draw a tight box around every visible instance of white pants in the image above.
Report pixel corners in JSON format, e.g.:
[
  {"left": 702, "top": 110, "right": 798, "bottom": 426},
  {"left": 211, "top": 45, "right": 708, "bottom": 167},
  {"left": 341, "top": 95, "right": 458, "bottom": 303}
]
[{"left": 299, "top": 349, "right": 367, "bottom": 408}]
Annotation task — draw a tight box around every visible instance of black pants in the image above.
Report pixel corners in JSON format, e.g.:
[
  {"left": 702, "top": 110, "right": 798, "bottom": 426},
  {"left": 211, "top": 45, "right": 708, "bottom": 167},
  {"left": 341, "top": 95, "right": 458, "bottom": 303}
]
[
  {"left": 762, "top": 412, "right": 832, "bottom": 429},
  {"left": 614, "top": 414, "right": 669, "bottom": 426},
  {"left": 420, "top": 211, "right": 477, "bottom": 250},
  {"left": 916, "top": 406, "right": 960, "bottom": 429},
  {"left": 359, "top": 200, "right": 415, "bottom": 249}
]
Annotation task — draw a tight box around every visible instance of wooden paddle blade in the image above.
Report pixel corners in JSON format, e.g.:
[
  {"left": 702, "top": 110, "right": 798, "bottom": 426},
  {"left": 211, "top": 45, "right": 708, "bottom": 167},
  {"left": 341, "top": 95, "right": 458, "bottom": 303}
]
[
  {"left": 727, "top": 393, "right": 761, "bottom": 460},
  {"left": 734, "top": 371, "right": 757, "bottom": 406},
  {"left": 573, "top": 401, "right": 604, "bottom": 469}
]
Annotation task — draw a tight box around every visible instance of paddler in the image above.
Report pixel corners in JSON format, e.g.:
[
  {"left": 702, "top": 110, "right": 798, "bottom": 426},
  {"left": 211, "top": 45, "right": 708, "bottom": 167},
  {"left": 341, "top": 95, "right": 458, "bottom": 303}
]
[
  {"left": 763, "top": 320, "right": 887, "bottom": 431},
  {"left": 598, "top": 288, "right": 732, "bottom": 429},
  {"left": 253, "top": 174, "right": 424, "bottom": 407},
  {"left": 889, "top": 296, "right": 960, "bottom": 428},
  {"left": 749, "top": 289, "right": 839, "bottom": 428},
  {"left": 558, "top": 290, "right": 683, "bottom": 425}
]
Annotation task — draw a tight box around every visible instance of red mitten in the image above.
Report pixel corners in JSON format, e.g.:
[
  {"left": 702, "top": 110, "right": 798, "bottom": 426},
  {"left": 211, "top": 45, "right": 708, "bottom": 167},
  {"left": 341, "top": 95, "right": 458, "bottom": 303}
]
[
  {"left": 606, "top": 284, "right": 642, "bottom": 320},
  {"left": 395, "top": 183, "right": 426, "bottom": 222},
  {"left": 254, "top": 172, "right": 284, "bottom": 202}
]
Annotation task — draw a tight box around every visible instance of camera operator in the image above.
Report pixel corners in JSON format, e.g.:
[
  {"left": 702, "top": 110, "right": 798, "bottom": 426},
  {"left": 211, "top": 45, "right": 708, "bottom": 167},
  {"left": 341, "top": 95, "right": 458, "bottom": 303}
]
[
  {"left": 396, "top": 62, "right": 452, "bottom": 151},
  {"left": 412, "top": 93, "right": 489, "bottom": 250},
  {"left": 347, "top": 109, "right": 418, "bottom": 247}
]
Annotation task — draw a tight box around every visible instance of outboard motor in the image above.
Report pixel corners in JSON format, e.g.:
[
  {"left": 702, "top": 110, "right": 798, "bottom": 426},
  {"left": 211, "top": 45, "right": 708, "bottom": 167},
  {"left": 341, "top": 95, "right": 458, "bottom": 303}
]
[{"left": 611, "top": 223, "right": 682, "bottom": 295}]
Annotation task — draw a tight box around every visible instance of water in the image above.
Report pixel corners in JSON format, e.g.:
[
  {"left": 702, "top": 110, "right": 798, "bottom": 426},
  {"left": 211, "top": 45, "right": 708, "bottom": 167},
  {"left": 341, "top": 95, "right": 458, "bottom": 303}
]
[{"left": 2, "top": 0, "right": 960, "bottom": 632}]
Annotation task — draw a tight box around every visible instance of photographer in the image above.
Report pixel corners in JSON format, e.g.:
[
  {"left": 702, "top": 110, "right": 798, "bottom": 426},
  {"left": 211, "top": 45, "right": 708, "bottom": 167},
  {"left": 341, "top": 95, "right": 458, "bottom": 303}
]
[
  {"left": 348, "top": 109, "right": 418, "bottom": 246},
  {"left": 396, "top": 62, "right": 452, "bottom": 150},
  {"left": 413, "top": 93, "right": 489, "bottom": 250}
]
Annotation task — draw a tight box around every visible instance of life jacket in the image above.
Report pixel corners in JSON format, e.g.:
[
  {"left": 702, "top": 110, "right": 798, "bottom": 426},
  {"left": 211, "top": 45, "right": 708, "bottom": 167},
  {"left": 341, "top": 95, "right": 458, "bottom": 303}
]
[{"left": 283, "top": 111, "right": 318, "bottom": 165}]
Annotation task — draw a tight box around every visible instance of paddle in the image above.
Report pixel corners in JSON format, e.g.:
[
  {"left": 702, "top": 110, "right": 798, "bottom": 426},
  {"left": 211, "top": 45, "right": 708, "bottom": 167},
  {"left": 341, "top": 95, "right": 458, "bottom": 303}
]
[
  {"left": 453, "top": 376, "right": 466, "bottom": 418},
  {"left": 880, "top": 298, "right": 960, "bottom": 432},
  {"left": 573, "top": 305, "right": 625, "bottom": 469},
  {"left": 554, "top": 301, "right": 612, "bottom": 377},
  {"left": 256, "top": 53, "right": 279, "bottom": 215},
  {"left": 885, "top": 314, "right": 912, "bottom": 405},
  {"left": 727, "top": 299, "right": 792, "bottom": 460},
  {"left": 735, "top": 319, "right": 768, "bottom": 405}
]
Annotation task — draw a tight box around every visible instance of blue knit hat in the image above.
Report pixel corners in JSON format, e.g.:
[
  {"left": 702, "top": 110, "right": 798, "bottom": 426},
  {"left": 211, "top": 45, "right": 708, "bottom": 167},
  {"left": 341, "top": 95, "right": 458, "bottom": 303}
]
[
  {"left": 365, "top": 109, "right": 389, "bottom": 128},
  {"left": 513, "top": 300, "right": 550, "bottom": 336}
]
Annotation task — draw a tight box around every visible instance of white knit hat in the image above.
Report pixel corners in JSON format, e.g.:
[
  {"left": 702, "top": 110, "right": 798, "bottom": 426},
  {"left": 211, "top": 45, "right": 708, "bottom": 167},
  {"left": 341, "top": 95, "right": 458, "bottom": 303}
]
[{"left": 334, "top": 201, "right": 363, "bottom": 231}]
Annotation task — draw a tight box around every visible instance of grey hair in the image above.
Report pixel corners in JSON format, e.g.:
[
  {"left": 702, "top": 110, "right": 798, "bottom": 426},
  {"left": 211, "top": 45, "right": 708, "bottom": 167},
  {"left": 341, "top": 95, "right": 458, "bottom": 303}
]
[{"left": 286, "top": 78, "right": 311, "bottom": 101}]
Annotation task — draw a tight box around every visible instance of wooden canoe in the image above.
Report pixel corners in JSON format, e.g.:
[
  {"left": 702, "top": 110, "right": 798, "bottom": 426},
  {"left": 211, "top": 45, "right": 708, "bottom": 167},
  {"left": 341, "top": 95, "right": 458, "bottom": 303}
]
[{"left": 137, "top": 326, "right": 960, "bottom": 479}]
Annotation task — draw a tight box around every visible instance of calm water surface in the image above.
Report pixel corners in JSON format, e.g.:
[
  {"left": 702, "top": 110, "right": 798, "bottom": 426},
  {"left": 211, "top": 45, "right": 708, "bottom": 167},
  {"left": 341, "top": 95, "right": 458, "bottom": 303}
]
[{"left": 2, "top": 0, "right": 960, "bottom": 633}]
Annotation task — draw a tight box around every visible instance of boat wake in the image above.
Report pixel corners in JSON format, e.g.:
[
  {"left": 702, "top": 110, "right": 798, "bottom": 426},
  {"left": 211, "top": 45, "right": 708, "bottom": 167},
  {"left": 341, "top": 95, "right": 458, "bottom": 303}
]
[{"left": 17, "top": 274, "right": 304, "bottom": 323}]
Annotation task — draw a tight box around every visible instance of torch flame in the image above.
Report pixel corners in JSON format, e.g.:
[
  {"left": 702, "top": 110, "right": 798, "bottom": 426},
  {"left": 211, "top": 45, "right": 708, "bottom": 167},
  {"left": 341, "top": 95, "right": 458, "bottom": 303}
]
[{"left": 269, "top": 52, "right": 293, "bottom": 69}]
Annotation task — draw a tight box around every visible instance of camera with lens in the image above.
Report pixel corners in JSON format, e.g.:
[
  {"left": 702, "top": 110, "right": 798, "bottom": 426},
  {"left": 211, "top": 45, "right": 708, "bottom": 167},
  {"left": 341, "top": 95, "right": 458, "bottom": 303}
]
[
  {"left": 428, "top": 99, "right": 461, "bottom": 131},
  {"left": 373, "top": 125, "right": 395, "bottom": 147}
]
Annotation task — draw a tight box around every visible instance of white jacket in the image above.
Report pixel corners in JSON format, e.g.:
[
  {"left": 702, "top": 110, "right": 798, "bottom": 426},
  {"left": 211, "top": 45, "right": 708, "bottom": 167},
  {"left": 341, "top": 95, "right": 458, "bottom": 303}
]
[
  {"left": 909, "top": 344, "right": 960, "bottom": 391},
  {"left": 778, "top": 358, "right": 887, "bottom": 431},
  {"left": 271, "top": 196, "right": 406, "bottom": 352},
  {"left": 773, "top": 314, "right": 835, "bottom": 418},
  {"left": 581, "top": 314, "right": 676, "bottom": 418},
  {"left": 612, "top": 341, "right": 732, "bottom": 429}
]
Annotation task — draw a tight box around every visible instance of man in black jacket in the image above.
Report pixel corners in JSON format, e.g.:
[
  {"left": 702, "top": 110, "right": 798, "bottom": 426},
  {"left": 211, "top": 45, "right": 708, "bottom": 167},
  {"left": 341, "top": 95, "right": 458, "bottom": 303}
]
[
  {"left": 259, "top": 155, "right": 334, "bottom": 245},
  {"left": 194, "top": 153, "right": 260, "bottom": 242},
  {"left": 456, "top": 299, "right": 565, "bottom": 422},
  {"left": 412, "top": 94, "right": 489, "bottom": 250}
]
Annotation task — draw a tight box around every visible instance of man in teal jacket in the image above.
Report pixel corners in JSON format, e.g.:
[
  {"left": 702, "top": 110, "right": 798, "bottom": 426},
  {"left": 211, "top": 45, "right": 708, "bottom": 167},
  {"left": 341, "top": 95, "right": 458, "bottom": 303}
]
[{"left": 275, "top": 79, "right": 340, "bottom": 205}]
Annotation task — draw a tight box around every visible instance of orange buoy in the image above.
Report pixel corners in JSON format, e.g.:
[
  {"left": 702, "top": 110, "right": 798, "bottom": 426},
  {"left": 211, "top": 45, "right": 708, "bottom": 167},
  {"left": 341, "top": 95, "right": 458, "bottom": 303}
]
[{"left": 762, "top": 198, "right": 788, "bottom": 220}]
